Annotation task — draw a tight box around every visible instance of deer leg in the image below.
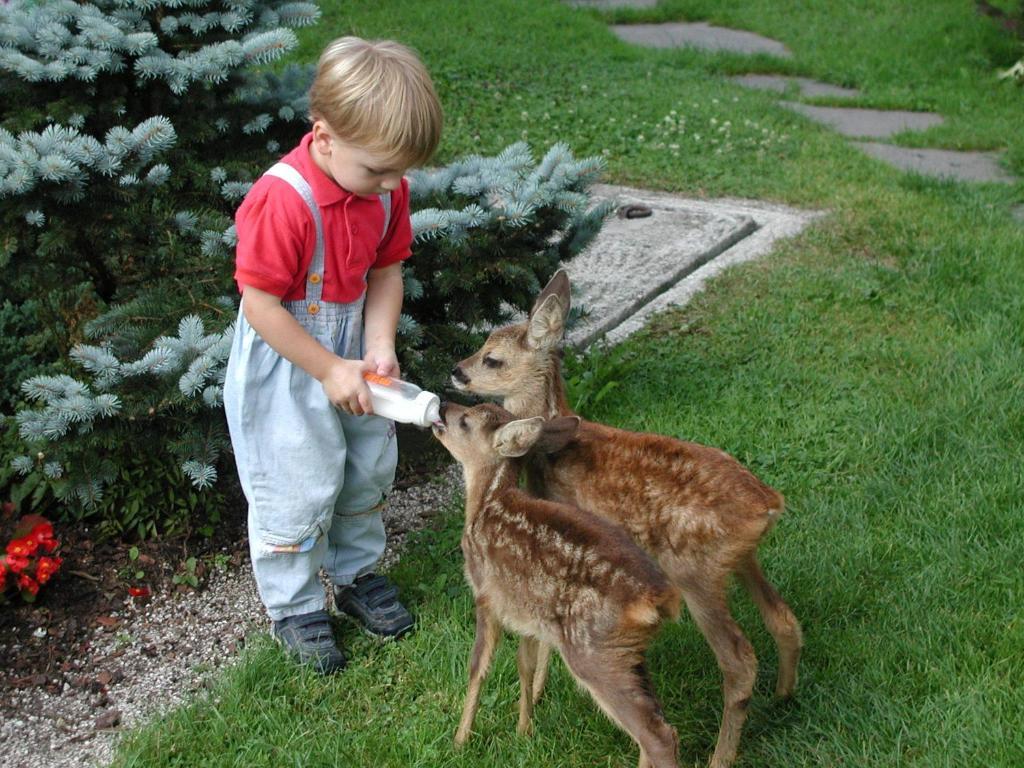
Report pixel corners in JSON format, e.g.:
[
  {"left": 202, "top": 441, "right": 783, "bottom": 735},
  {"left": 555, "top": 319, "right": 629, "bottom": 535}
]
[
  {"left": 516, "top": 636, "right": 540, "bottom": 736},
  {"left": 531, "top": 641, "right": 552, "bottom": 704},
  {"left": 455, "top": 603, "right": 502, "bottom": 746},
  {"left": 682, "top": 583, "right": 757, "bottom": 768},
  {"left": 738, "top": 554, "right": 803, "bottom": 699},
  {"left": 562, "top": 650, "right": 679, "bottom": 768}
]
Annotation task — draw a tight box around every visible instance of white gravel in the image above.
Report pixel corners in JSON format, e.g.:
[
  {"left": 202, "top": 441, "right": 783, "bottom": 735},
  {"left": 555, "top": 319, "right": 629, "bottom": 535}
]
[{"left": 0, "top": 464, "right": 462, "bottom": 768}]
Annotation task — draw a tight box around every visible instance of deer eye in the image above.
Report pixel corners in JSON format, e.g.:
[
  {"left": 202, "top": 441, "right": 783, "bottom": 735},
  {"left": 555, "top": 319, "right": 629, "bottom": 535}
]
[
  {"left": 459, "top": 415, "right": 469, "bottom": 430},
  {"left": 482, "top": 355, "right": 503, "bottom": 369}
]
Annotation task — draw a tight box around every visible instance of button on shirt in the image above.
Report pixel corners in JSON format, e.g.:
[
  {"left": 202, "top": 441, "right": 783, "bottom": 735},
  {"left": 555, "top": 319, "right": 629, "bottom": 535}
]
[{"left": 233, "top": 132, "right": 413, "bottom": 302}]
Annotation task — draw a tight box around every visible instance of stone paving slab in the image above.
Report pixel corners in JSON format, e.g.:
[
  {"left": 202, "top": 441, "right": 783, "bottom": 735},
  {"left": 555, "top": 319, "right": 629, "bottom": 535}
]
[
  {"left": 732, "top": 74, "right": 860, "bottom": 99},
  {"left": 567, "top": 0, "right": 657, "bottom": 8},
  {"left": 781, "top": 101, "right": 943, "bottom": 138},
  {"left": 613, "top": 22, "right": 792, "bottom": 58},
  {"left": 852, "top": 141, "right": 1017, "bottom": 184},
  {"left": 564, "top": 185, "right": 823, "bottom": 347}
]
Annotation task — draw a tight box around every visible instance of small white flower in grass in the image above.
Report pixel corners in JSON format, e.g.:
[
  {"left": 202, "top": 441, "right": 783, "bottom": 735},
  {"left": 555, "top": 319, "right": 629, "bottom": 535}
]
[{"left": 581, "top": 84, "right": 589, "bottom": 91}]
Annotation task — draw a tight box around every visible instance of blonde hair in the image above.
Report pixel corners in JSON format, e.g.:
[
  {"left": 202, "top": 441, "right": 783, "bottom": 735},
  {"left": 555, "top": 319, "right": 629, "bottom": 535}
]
[{"left": 308, "top": 37, "right": 443, "bottom": 169}]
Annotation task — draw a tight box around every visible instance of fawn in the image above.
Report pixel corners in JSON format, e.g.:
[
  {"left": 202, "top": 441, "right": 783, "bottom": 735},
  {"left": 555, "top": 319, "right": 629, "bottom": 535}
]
[
  {"left": 451, "top": 270, "right": 803, "bottom": 768},
  {"left": 433, "top": 402, "right": 681, "bottom": 768}
]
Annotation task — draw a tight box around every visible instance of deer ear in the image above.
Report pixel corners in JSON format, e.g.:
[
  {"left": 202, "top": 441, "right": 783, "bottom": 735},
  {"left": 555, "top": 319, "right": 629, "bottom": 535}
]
[
  {"left": 532, "top": 416, "right": 581, "bottom": 454},
  {"left": 530, "top": 269, "right": 571, "bottom": 318},
  {"left": 493, "top": 417, "right": 545, "bottom": 457},
  {"left": 527, "top": 294, "right": 566, "bottom": 350}
]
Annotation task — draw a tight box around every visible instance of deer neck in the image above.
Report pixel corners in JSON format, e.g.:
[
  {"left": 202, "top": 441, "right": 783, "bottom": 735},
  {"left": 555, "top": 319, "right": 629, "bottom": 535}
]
[
  {"left": 503, "top": 352, "right": 575, "bottom": 420},
  {"left": 461, "top": 461, "right": 518, "bottom": 526}
]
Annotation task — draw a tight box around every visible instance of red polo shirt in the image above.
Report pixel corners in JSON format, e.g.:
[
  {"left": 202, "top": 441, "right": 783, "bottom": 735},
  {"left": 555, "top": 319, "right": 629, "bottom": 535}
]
[{"left": 233, "top": 132, "right": 412, "bottom": 302}]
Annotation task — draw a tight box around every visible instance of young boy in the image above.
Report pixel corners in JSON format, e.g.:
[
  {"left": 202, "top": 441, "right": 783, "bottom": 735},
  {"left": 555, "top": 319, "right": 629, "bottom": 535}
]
[{"left": 223, "top": 37, "right": 443, "bottom": 674}]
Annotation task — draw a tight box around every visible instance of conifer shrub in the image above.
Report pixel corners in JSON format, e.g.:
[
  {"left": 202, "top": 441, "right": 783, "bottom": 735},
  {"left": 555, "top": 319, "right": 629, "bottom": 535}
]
[{"left": 1, "top": 0, "right": 610, "bottom": 538}]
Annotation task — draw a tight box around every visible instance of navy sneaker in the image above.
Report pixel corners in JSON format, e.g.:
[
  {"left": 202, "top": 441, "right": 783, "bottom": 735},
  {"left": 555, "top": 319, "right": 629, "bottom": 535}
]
[
  {"left": 272, "top": 610, "right": 347, "bottom": 675},
  {"left": 334, "top": 573, "right": 415, "bottom": 639}
]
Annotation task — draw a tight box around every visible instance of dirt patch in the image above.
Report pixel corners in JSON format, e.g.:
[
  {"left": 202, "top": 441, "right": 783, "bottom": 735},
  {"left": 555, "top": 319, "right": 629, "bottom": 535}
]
[{"left": 0, "top": 507, "right": 248, "bottom": 700}]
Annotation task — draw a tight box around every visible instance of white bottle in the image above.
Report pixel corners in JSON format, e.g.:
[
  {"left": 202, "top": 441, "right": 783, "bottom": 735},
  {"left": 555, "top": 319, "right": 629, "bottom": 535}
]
[{"left": 363, "top": 373, "right": 441, "bottom": 428}]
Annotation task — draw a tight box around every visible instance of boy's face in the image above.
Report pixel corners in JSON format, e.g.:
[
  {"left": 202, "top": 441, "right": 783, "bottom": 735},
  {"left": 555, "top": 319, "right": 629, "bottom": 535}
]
[{"left": 310, "top": 120, "right": 407, "bottom": 197}]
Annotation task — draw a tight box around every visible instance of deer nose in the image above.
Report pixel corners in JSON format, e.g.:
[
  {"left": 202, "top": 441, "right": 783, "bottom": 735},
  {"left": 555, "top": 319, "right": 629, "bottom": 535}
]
[{"left": 451, "top": 365, "right": 469, "bottom": 385}]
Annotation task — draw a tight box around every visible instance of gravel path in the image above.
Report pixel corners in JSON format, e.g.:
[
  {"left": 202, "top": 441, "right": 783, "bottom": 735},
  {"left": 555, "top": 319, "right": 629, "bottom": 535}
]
[{"left": 0, "top": 465, "right": 462, "bottom": 768}]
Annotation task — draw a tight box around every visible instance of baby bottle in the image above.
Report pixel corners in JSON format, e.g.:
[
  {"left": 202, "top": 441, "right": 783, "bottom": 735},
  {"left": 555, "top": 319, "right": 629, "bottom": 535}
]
[{"left": 363, "top": 372, "right": 441, "bottom": 428}]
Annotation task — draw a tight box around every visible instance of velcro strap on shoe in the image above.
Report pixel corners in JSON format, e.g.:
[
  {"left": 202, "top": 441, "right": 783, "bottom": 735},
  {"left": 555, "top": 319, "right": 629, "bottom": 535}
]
[
  {"left": 289, "top": 610, "right": 334, "bottom": 642},
  {"left": 352, "top": 575, "right": 398, "bottom": 609}
]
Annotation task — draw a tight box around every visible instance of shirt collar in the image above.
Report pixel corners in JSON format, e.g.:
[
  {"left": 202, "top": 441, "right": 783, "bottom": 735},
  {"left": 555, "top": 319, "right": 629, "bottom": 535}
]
[{"left": 291, "top": 132, "right": 354, "bottom": 207}]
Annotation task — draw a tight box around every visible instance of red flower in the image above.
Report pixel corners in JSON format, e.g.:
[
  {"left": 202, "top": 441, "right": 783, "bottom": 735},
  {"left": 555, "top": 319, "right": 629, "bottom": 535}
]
[
  {"left": 5, "top": 554, "right": 29, "bottom": 574},
  {"left": 128, "top": 585, "right": 151, "bottom": 598},
  {"left": 7, "top": 536, "right": 38, "bottom": 557},
  {"left": 0, "top": 558, "right": 7, "bottom": 580},
  {"left": 35, "top": 556, "right": 62, "bottom": 585},
  {"left": 29, "top": 520, "right": 53, "bottom": 539},
  {"left": 18, "top": 573, "right": 39, "bottom": 596}
]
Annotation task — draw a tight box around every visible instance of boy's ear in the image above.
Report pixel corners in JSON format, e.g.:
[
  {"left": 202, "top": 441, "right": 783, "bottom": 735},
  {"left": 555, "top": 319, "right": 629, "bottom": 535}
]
[
  {"left": 532, "top": 416, "right": 581, "bottom": 454},
  {"left": 530, "top": 269, "right": 571, "bottom": 319},
  {"left": 493, "top": 417, "right": 545, "bottom": 458},
  {"left": 527, "top": 294, "right": 567, "bottom": 350},
  {"left": 311, "top": 120, "right": 333, "bottom": 155}
]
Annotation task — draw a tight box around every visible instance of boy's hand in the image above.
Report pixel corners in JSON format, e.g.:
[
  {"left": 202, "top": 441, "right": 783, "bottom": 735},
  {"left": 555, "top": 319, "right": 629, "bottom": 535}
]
[
  {"left": 321, "top": 357, "right": 373, "bottom": 415},
  {"left": 365, "top": 347, "right": 401, "bottom": 380}
]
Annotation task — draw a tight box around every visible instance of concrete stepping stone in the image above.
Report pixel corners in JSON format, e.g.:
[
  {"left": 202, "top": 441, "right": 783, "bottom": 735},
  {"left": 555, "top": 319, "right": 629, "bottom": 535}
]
[
  {"left": 852, "top": 142, "right": 1017, "bottom": 184},
  {"left": 613, "top": 22, "right": 792, "bottom": 58},
  {"left": 781, "top": 102, "right": 943, "bottom": 139},
  {"left": 732, "top": 74, "right": 860, "bottom": 99},
  {"left": 564, "top": 186, "right": 821, "bottom": 347},
  {"left": 567, "top": 0, "right": 657, "bottom": 8}
]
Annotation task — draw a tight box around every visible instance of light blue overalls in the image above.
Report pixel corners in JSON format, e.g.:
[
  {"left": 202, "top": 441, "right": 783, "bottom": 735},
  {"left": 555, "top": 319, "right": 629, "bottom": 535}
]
[{"left": 223, "top": 163, "right": 398, "bottom": 621}]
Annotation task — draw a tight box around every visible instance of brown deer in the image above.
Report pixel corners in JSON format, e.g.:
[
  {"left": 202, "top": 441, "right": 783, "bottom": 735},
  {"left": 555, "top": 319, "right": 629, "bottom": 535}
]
[
  {"left": 432, "top": 402, "right": 681, "bottom": 768},
  {"left": 451, "top": 270, "right": 803, "bottom": 768}
]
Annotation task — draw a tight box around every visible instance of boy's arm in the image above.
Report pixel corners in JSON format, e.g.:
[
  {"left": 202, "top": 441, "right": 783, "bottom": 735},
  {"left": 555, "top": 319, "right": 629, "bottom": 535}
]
[
  {"left": 363, "top": 262, "right": 404, "bottom": 378},
  {"left": 241, "top": 285, "right": 374, "bottom": 414}
]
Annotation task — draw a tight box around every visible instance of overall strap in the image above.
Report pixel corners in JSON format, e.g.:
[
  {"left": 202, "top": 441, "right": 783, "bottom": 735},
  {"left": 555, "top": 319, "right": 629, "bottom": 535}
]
[
  {"left": 264, "top": 163, "right": 325, "bottom": 311},
  {"left": 378, "top": 191, "right": 391, "bottom": 241}
]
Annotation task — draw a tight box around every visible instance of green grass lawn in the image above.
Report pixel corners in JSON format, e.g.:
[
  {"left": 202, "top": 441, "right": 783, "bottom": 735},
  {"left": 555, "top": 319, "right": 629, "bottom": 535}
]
[{"left": 110, "top": 1, "right": 1024, "bottom": 766}]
